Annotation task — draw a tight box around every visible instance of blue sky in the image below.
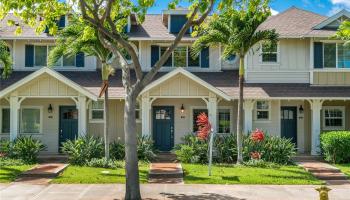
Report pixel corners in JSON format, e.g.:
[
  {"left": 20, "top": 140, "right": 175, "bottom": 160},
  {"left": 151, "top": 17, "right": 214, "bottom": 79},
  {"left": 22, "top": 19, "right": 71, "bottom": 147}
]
[{"left": 143, "top": 0, "right": 350, "bottom": 16}]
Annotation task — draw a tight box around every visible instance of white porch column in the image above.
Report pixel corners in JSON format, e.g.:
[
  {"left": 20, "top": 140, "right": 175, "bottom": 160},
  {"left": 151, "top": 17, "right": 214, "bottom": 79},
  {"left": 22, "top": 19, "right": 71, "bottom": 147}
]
[
  {"left": 243, "top": 100, "right": 255, "bottom": 134},
  {"left": 207, "top": 93, "right": 217, "bottom": 133},
  {"left": 77, "top": 96, "right": 87, "bottom": 136},
  {"left": 310, "top": 99, "right": 323, "bottom": 155},
  {"left": 141, "top": 96, "right": 151, "bottom": 136},
  {"left": 9, "top": 95, "right": 20, "bottom": 141}
]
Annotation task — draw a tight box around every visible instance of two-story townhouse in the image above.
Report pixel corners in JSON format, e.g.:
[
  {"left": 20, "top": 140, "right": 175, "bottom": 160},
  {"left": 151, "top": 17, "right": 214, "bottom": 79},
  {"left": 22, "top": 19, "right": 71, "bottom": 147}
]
[{"left": 1, "top": 7, "right": 350, "bottom": 155}]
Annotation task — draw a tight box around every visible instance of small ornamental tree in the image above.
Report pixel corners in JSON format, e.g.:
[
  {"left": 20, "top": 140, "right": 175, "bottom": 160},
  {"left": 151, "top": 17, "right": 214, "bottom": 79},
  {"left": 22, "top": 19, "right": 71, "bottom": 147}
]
[
  {"left": 0, "top": 40, "right": 12, "bottom": 78},
  {"left": 196, "top": 112, "right": 211, "bottom": 140},
  {"left": 0, "top": 1, "right": 217, "bottom": 199}
]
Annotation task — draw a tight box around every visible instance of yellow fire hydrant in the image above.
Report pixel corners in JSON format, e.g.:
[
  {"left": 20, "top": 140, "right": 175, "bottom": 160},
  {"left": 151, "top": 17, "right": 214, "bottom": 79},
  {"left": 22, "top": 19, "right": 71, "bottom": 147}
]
[{"left": 316, "top": 186, "right": 331, "bottom": 200}]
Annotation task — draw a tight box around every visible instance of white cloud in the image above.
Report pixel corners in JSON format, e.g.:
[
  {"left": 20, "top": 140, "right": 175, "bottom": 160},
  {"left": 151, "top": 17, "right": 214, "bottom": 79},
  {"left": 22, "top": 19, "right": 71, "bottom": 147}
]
[
  {"left": 331, "top": 0, "right": 350, "bottom": 8},
  {"left": 328, "top": 5, "right": 343, "bottom": 16},
  {"left": 270, "top": 8, "right": 279, "bottom": 16}
]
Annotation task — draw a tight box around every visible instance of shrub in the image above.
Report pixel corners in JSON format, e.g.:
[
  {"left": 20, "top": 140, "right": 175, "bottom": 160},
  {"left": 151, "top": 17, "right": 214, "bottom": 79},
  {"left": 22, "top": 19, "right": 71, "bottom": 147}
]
[
  {"left": 61, "top": 135, "right": 104, "bottom": 165},
  {"left": 137, "top": 135, "right": 156, "bottom": 161},
  {"left": 86, "top": 158, "right": 124, "bottom": 168},
  {"left": 243, "top": 134, "right": 296, "bottom": 165},
  {"left": 11, "top": 136, "right": 46, "bottom": 163},
  {"left": 321, "top": 131, "right": 350, "bottom": 164},
  {"left": 214, "top": 134, "right": 237, "bottom": 163},
  {"left": 0, "top": 139, "right": 11, "bottom": 157},
  {"left": 175, "top": 134, "right": 208, "bottom": 164},
  {"left": 0, "top": 157, "right": 26, "bottom": 166},
  {"left": 110, "top": 141, "right": 125, "bottom": 160}
]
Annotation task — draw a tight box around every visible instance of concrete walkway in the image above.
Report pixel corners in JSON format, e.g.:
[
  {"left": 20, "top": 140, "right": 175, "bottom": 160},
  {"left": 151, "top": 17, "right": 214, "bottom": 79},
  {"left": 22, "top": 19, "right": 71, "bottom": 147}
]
[
  {"left": 295, "top": 156, "right": 350, "bottom": 185},
  {"left": 1, "top": 183, "right": 349, "bottom": 200}
]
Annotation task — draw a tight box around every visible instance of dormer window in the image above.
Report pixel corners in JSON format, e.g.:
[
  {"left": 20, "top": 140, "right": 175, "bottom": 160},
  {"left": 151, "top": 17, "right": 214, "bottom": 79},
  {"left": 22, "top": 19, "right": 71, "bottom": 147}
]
[{"left": 163, "top": 8, "right": 191, "bottom": 34}]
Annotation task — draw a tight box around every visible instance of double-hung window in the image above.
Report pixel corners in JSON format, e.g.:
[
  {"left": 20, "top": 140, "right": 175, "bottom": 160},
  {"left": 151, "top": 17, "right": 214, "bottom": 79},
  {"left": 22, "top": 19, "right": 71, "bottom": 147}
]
[
  {"left": 90, "top": 101, "right": 104, "bottom": 122},
  {"left": 192, "top": 108, "right": 231, "bottom": 134},
  {"left": 261, "top": 42, "right": 278, "bottom": 63},
  {"left": 20, "top": 108, "right": 41, "bottom": 133},
  {"left": 323, "top": 106, "right": 345, "bottom": 130},
  {"left": 160, "top": 46, "right": 200, "bottom": 67},
  {"left": 1, "top": 108, "right": 10, "bottom": 134},
  {"left": 322, "top": 43, "right": 350, "bottom": 68},
  {"left": 217, "top": 109, "right": 231, "bottom": 133},
  {"left": 255, "top": 101, "right": 270, "bottom": 120}
]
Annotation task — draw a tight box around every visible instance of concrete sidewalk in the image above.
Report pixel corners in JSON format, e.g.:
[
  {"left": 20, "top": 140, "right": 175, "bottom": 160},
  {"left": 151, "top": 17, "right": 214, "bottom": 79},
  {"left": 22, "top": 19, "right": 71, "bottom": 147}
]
[{"left": 1, "top": 183, "right": 349, "bottom": 200}]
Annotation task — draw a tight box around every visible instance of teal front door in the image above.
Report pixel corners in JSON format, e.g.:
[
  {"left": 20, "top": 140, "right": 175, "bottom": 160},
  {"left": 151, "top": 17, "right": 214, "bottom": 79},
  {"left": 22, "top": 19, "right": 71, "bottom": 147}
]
[
  {"left": 281, "top": 106, "right": 297, "bottom": 145},
  {"left": 153, "top": 106, "right": 174, "bottom": 151},
  {"left": 59, "top": 106, "right": 78, "bottom": 150}
]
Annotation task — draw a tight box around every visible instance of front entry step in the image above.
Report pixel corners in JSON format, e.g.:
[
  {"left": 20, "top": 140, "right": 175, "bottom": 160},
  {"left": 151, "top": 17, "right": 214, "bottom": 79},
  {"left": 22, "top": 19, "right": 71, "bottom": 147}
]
[{"left": 148, "top": 153, "right": 184, "bottom": 184}]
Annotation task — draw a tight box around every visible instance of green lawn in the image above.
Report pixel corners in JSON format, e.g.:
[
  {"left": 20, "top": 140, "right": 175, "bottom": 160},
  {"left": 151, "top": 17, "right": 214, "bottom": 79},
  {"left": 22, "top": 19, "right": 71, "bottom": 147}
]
[
  {"left": 182, "top": 164, "right": 323, "bottom": 185},
  {"left": 335, "top": 164, "right": 350, "bottom": 178},
  {"left": 0, "top": 165, "right": 34, "bottom": 183},
  {"left": 52, "top": 163, "right": 149, "bottom": 184}
]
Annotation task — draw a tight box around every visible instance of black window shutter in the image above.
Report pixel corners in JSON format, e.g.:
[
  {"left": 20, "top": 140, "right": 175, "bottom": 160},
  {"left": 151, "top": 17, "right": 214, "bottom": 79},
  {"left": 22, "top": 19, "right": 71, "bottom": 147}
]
[
  {"left": 200, "top": 47, "right": 210, "bottom": 68},
  {"left": 58, "top": 15, "right": 66, "bottom": 28},
  {"left": 314, "top": 42, "right": 323, "bottom": 69},
  {"left": 151, "top": 45, "right": 160, "bottom": 67},
  {"left": 25, "top": 45, "right": 34, "bottom": 67},
  {"left": 75, "top": 52, "right": 85, "bottom": 67}
]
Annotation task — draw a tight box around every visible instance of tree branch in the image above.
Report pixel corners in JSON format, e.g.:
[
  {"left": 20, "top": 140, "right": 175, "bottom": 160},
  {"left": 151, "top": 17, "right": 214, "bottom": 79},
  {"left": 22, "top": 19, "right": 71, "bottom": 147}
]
[
  {"left": 101, "top": 0, "right": 114, "bottom": 22},
  {"left": 191, "top": 0, "right": 214, "bottom": 25}
]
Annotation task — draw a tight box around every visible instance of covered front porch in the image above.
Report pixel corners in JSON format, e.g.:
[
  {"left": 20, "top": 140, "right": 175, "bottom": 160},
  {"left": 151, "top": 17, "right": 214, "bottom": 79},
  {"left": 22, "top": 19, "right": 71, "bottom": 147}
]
[
  {"left": 139, "top": 68, "right": 233, "bottom": 151},
  {"left": 0, "top": 68, "right": 97, "bottom": 153}
]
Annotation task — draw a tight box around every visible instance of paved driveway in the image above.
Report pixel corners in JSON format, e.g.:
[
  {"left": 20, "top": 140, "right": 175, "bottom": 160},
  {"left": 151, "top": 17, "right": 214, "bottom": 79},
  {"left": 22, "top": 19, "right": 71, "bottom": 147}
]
[{"left": 1, "top": 183, "right": 349, "bottom": 200}]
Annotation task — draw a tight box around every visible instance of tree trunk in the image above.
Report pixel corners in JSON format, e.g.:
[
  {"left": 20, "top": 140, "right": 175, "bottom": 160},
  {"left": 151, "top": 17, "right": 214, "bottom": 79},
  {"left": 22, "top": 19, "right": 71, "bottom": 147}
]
[
  {"left": 104, "top": 81, "right": 110, "bottom": 160},
  {"left": 124, "top": 94, "right": 141, "bottom": 200},
  {"left": 236, "top": 56, "right": 245, "bottom": 164}
]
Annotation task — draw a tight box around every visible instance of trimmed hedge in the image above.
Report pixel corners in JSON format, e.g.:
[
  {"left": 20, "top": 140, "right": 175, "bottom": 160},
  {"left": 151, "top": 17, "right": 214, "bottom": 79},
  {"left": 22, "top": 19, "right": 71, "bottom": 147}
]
[{"left": 321, "top": 131, "right": 350, "bottom": 164}]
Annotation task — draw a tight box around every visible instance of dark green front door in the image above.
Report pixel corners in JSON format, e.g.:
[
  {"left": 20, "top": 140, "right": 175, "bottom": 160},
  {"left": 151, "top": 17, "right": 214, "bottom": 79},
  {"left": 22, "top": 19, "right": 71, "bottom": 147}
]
[
  {"left": 59, "top": 106, "right": 78, "bottom": 150},
  {"left": 153, "top": 106, "right": 174, "bottom": 151},
  {"left": 281, "top": 106, "right": 297, "bottom": 145}
]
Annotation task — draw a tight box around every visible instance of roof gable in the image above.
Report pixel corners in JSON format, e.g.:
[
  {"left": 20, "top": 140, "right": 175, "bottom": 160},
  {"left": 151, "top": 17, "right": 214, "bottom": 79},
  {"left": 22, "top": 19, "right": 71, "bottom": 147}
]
[
  {"left": 0, "top": 67, "right": 97, "bottom": 100},
  {"left": 314, "top": 9, "right": 350, "bottom": 30},
  {"left": 140, "top": 68, "right": 232, "bottom": 101}
]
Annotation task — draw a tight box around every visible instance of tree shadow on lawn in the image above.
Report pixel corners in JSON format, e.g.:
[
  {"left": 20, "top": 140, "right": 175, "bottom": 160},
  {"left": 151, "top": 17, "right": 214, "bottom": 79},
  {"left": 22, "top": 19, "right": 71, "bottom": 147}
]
[
  {"left": 161, "top": 192, "right": 245, "bottom": 200},
  {"left": 0, "top": 166, "right": 24, "bottom": 182}
]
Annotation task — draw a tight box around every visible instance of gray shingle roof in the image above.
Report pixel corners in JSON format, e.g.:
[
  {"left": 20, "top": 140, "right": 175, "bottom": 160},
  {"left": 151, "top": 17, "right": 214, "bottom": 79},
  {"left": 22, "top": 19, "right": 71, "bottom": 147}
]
[
  {"left": 2, "top": 69, "right": 350, "bottom": 99},
  {"left": 258, "top": 7, "right": 333, "bottom": 38}
]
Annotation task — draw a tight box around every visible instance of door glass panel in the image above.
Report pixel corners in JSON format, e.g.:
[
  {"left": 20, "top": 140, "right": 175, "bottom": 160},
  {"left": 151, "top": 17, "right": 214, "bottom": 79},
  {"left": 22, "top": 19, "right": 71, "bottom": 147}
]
[
  {"left": 155, "top": 109, "right": 171, "bottom": 120},
  {"left": 63, "top": 110, "right": 78, "bottom": 119},
  {"left": 289, "top": 111, "right": 294, "bottom": 119}
]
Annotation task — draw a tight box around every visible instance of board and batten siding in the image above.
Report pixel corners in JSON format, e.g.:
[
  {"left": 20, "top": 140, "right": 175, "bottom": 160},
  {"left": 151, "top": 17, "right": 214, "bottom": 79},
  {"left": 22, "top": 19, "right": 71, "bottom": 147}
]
[
  {"left": 11, "top": 40, "right": 96, "bottom": 70},
  {"left": 246, "top": 39, "right": 310, "bottom": 83},
  {"left": 313, "top": 71, "right": 350, "bottom": 86}
]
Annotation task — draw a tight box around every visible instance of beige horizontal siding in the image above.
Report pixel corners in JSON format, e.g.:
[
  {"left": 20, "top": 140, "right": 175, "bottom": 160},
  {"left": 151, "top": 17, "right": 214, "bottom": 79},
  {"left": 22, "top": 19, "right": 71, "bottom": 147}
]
[{"left": 313, "top": 72, "right": 350, "bottom": 86}]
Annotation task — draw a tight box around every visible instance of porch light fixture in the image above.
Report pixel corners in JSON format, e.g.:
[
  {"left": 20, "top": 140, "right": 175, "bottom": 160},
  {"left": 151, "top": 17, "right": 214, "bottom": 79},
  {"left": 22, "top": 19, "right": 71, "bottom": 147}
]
[
  {"left": 299, "top": 105, "right": 304, "bottom": 114},
  {"left": 48, "top": 104, "right": 53, "bottom": 113},
  {"left": 181, "top": 104, "right": 185, "bottom": 113}
]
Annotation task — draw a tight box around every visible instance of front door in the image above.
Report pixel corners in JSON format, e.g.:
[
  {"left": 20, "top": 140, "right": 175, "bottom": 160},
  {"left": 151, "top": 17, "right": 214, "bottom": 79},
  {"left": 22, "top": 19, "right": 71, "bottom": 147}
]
[
  {"left": 59, "top": 106, "right": 78, "bottom": 150},
  {"left": 281, "top": 106, "right": 297, "bottom": 145},
  {"left": 153, "top": 106, "right": 174, "bottom": 151}
]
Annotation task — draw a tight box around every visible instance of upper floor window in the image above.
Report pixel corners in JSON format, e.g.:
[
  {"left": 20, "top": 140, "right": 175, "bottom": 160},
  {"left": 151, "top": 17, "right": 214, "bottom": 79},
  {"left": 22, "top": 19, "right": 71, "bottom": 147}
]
[
  {"left": 255, "top": 101, "right": 270, "bottom": 121},
  {"left": 160, "top": 46, "right": 200, "bottom": 68},
  {"left": 315, "top": 42, "right": 350, "bottom": 69},
  {"left": 25, "top": 45, "right": 84, "bottom": 68},
  {"left": 90, "top": 100, "right": 104, "bottom": 122},
  {"left": 261, "top": 42, "right": 278, "bottom": 63},
  {"left": 323, "top": 106, "right": 345, "bottom": 130}
]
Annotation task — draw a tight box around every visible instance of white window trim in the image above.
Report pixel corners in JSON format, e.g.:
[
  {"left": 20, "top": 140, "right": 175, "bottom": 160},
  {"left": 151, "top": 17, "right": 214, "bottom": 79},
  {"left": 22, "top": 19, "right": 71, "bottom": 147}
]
[
  {"left": 254, "top": 100, "right": 271, "bottom": 122},
  {"left": 323, "top": 106, "right": 346, "bottom": 130},
  {"left": 89, "top": 100, "right": 104, "bottom": 123},
  {"left": 159, "top": 46, "right": 201, "bottom": 68},
  {"left": 0, "top": 106, "right": 10, "bottom": 135},
  {"left": 189, "top": 106, "right": 233, "bottom": 134},
  {"left": 259, "top": 41, "right": 280, "bottom": 64},
  {"left": 30, "top": 44, "right": 77, "bottom": 68},
  {"left": 19, "top": 106, "right": 43, "bottom": 135}
]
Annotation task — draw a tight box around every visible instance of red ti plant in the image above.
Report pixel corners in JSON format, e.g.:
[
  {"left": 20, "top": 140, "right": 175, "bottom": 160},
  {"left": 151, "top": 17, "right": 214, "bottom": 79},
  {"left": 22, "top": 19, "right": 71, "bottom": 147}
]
[
  {"left": 251, "top": 129, "right": 265, "bottom": 142},
  {"left": 196, "top": 112, "right": 212, "bottom": 140}
]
